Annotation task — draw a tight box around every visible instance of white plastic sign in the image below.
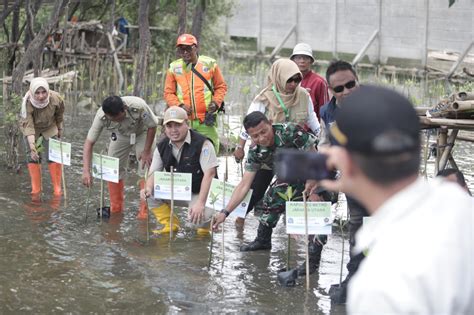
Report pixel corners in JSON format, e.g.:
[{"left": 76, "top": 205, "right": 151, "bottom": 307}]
[
  {"left": 285, "top": 201, "right": 332, "bottom": 235},
  {"left": 153, "top": 171, "right": 192, "bottom": 201},
  {"left": 92, "top": 153, "right": 119, "bottom": 183}
]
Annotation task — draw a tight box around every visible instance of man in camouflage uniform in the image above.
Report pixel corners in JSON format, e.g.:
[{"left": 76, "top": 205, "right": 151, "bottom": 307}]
[
  {"left": 213, "top": 111, "right": 317, "bottom": 251},
  {"left": 82, "top": 96, "right": 158, "bottom": 219}
]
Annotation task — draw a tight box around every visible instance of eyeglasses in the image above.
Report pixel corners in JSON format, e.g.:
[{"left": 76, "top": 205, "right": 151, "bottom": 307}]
[
  {"left": 177, "top": 45, "right": 195, "bottom": 54},
  {"left": 292, "top": 55, "right": 312, "bottom": 62},
  {"left": 287, "top": 75, "right": 302, "bottom": 84},
  {"left": 332, "top": 80, "right": 357, "bottom": 93}
]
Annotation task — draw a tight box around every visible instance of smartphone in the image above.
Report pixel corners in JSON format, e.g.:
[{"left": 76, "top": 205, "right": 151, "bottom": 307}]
[{"left": 274, "top": 149, "right": 336, "bottom": 182}]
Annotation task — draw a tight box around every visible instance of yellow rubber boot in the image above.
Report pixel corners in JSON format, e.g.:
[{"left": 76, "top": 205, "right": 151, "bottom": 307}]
[
  {"left": 108, "top": 180, "right": 124, "bottom": 213},
  {"left": 27, "top": 163, "right": 42, "bottom": 195},
  {"left": 151, "top": 204, "right": 180, "bottom": 234},
  {"left": 48, "top": 162, "right": 62, "bottom": 196},
  {"left": 196, "top": 227, "right": 211, "bottom": 236},
  {"left": 136, "top": 179, "right": 148, "bottom": 220}
]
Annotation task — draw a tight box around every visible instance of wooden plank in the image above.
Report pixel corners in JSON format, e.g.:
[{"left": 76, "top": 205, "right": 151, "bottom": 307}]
[{"left": 420, "top": 116, "right": 474, "bottom": 130}]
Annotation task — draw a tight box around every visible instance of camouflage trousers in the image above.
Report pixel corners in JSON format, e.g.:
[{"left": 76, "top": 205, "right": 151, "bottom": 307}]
[
  {"left": 254, "top": 180, "right": 305, "bottom": 228},
  {"left": 253, "top": 179, "right": 329, "bottom": 245}
]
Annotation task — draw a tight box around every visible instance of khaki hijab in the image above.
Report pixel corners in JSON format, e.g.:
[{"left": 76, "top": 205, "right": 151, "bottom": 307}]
[
  {"left": 255, "top": 58, "right": 308, "bottom": 122},
  {"left": 20, "top": 77, "right": 50, "bottom": 119}
]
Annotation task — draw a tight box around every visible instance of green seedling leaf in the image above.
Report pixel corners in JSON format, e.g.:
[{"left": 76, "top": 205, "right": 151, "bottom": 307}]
[
  {"left": 277, "top": 191, "right": 288, "bottom": 201},
  {"left": 35, "top": 136, "right": 44, "bottom": 153},
  {"left": 288, "top": 186, "right": 294, "bottom": 200},
  {"left": 209, "top": 191, "right": 219, "bottom": 205}
]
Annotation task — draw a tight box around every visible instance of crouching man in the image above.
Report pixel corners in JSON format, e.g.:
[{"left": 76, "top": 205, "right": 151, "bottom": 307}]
[
  {"left": 140, "top": 106, "right": 218, "bottom": 235},
  {"left": 213, "top": 111, "right": 318, "bottom": 262},
  {"left": 82, "top": 96, "right": 158, "bottom": 219}
]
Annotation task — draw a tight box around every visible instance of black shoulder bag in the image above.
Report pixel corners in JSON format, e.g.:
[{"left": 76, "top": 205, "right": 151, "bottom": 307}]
[{"left": 191, "top": 65, "right": 225, "bottom": 113}]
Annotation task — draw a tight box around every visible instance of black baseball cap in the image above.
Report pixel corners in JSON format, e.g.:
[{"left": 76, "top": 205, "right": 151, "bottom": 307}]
[{"left": 330, "top": 85, "right": 420, "bottom": 155}]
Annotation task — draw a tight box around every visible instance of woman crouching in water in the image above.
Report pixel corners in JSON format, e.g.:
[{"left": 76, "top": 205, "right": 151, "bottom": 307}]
[{"left": 20, "top": 77, "right": 65, "bottom": 198}]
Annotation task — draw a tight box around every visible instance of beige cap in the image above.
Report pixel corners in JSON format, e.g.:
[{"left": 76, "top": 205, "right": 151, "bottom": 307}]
[{"left": 163, "top": 106, "right": 188, "bottom": 125}]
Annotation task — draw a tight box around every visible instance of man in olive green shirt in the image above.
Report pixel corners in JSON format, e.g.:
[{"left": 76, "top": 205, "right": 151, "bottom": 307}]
[{"left": 82, "top": 96, "right": 158, "bottom": 218}]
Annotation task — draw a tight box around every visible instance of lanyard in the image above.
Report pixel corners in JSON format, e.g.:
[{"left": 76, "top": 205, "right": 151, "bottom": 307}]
[{"left": 272, "top": 85, "right": 289, "bottom": 120}]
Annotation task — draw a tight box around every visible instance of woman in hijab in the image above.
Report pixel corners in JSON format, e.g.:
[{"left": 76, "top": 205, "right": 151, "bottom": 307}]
[
  {"left": 233, "top": 58, "right": 320, "bottom": 224},
  {"left": 20, "top": 77, "right": 65, "bottom": 197}
]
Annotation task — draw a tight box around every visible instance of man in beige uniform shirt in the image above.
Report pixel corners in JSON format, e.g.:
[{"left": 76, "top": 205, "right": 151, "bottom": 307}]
[
  {"left": 82, "top": 95, "right": 158, "bottom": 218},
  {"left": 140, "top": 106, "right": 218, "bottom": 235}
]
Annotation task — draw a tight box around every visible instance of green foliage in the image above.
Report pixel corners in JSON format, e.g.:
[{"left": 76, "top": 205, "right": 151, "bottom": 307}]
[
  {"left": 3, "top": 93, "right": 21, "bottom": 124},
  {"left": 277, "top": 186, "right": 302, "bottom": 202},
  {"left": 209, "top": 190, "right": 219, "bottom": 205},
  {"left": 35, "top": 136, "right": 44, "bottom": 153}
]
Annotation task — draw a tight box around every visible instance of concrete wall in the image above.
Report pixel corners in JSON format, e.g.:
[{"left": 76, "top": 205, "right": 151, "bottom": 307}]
[{"left": 227, "top": 0, "right": 473, "bottom": 64}]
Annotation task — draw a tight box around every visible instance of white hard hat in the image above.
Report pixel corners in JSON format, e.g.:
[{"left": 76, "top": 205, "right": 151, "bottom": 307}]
[{"left": 290, "top": 43, "right": 314, "bottom": 62}]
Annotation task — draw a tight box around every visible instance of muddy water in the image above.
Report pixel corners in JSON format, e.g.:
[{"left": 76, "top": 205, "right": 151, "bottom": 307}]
[
  {"left": 0, "top": 110, "right": 350, "bottom": 314},
  {"left": 1, "top": 102, "right": 473, "bottom": 313}
]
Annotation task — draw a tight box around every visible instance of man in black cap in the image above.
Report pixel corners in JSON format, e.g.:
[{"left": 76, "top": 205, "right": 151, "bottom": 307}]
[{"left": 318, "top": 85, "right": 473, "bottom": 314}]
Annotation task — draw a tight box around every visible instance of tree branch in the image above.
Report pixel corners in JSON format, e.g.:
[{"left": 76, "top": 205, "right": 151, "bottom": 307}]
[{"left": 12, "top": 0, "right": 70, "bottom": 94}]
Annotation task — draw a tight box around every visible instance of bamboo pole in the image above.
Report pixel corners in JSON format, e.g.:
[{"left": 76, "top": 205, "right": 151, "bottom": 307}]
[
  {"left": 287, "top": 234, "right": 291, "bottom": 271},
  {"left": 303, "top": 193, "right": 310, "bottom": 290},
  {"left": 169, "top": 167, "right": 175, "bottom": 238},
  {"left": 452, "top": 100, "right": 474, "bottom": 111},
  {"left": 144, "top": 167, "right": 150, "bottom": 242},
  {"left": 222, "top": 153, "right": 227, "bottom": 266},
  {"left": 438, "top": 129, "right": 458, "bottom": 171},
  {"left": 99, "top": 153, "right": 104, "bottom": 218},
  {"left": 435, "top": 128, "right": 448, "bottom": 174},
  {"left": 457, "top": 92, "right": 474, "bottom": 101},
  {"left": 422, "top": 131, "right": 430, "bottom": 178},
  {"left": 59, "top": 138, "right": 67, "bottom": 202},
  {"left": 84, "top": 186, "right": 91, "bottom": 224},
  {"left": 208, "top": 216, "right": 215, "bottom": 270}
]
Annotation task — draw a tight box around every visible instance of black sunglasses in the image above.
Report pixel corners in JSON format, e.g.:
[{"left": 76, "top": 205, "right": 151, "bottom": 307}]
[
  {"left": 177, "top": 45, "right": 195, "bottom": 54},
  {"left": 332, "top": 80, "right": 357, "bottom": 93},
  {"left": 287, "top": 75, "right": 302, "bottom": 84}
]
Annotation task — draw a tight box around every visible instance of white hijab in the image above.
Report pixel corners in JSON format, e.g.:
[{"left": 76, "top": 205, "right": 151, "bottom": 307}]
[{"left": 20, "top": 77, "right": 50, "bottom": 119}]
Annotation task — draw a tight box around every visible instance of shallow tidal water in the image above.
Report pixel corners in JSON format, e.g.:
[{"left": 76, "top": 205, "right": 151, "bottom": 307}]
[
  {"left": 1, "top": 102, "right": 472, "bottom": 314},
  {"left": 0, "top": 110, "right": 352, "bottom": 314}
]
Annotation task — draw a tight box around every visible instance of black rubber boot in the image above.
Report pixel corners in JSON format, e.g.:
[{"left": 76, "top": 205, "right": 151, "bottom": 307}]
[
  {"left": 296, "top": 240, "right": 324, "bottom": 276},
  {"left": 240, "top": 223, "right": 273, "bottom": 251}
]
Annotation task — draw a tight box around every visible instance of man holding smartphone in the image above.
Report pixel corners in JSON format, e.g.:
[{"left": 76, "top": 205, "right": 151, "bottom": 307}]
[{"left": 213, "top": 111, "right": 317, "bottom": 252}]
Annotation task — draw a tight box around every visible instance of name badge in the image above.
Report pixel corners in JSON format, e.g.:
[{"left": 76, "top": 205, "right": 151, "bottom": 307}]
[{"left": 130, "top": 133, "right": 136, "bottom": 145}]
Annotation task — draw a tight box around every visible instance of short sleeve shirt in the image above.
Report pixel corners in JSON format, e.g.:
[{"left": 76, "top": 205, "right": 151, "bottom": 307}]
[
  {"left": 149, "top": 130, "right": 219, "bottom": 173},
  {"left": 86, "top": 96, "right": 158, "bottom": 142},
  {"left": 245, "top": 123, "right": 316, "bottom": 172}
]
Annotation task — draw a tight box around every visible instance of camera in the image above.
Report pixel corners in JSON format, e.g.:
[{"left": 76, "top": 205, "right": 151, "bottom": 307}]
[{"left": 274, "top": 149, "right": 336, "bottom": 182}]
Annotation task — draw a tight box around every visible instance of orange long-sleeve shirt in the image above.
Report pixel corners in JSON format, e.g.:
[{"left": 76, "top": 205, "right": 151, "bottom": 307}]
[{"left": 164, "top": 55, "right": 227, "bottom": 122}]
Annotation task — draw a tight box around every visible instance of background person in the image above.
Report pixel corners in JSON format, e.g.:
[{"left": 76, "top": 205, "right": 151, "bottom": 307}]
[
  {"left": 140, "top": 106, "right": 218, "bottom": 235},
  {"left": 82, "top": 96, "right": 158, "bottom": 219},
  {"left": 318, "top": 85, "right": 473, "bottom": 314},
  {"left": 290, "top": 42, "right": 329, "bottom": 120},
  {"left": 164, "top": 33, "right": 227, "bottom": 153},
  {"left": 19, "top": 77, "right": 65, "bottom": 198},
  {"left": 233, "top": 58, "right": 320, "bottom": 227},
  {"left": 318, "top": 60, "right": 368, "bottom": 304}
]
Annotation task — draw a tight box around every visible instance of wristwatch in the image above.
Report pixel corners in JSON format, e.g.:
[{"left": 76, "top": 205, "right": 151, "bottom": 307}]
[{"left": 220, "top": 209, "right": 230, "bottom": 217}]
